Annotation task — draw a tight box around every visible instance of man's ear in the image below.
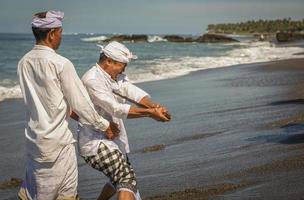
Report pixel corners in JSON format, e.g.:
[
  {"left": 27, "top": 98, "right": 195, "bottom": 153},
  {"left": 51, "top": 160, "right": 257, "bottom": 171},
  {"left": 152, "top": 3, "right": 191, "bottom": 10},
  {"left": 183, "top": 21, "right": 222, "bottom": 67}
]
[
  {"left": 48, "top": 29, "right": 55, "bottom": 41},
  {"left": 106, "top": 58, "right": 113, "bottom": 65}
]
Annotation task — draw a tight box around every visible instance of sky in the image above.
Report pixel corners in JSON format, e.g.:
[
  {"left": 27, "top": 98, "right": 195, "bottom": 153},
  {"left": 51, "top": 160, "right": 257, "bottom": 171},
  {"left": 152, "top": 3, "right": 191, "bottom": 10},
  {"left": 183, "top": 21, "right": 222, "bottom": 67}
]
[{"left": 1, "top": 0, "right": 304, "bottom": 35}]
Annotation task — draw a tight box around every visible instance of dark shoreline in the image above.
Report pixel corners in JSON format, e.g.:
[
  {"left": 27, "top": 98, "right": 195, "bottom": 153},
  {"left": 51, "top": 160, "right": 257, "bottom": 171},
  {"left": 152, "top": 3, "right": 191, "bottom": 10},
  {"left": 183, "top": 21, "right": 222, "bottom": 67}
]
[{"left": 141, "top": 57, "right": 304, "bottom": 200}]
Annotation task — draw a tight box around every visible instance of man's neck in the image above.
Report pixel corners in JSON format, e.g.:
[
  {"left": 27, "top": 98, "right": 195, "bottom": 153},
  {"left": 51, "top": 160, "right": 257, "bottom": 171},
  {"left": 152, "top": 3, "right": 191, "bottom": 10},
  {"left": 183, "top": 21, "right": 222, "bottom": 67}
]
[
  {"left": 36, "top": 41, "right": 54, "bottom": 50},
  {"left": 97, "top": 62, "right": 116, "bottom": 80},
  {"left": 97, "top": 62, "right": 106, "bottom": 70}
]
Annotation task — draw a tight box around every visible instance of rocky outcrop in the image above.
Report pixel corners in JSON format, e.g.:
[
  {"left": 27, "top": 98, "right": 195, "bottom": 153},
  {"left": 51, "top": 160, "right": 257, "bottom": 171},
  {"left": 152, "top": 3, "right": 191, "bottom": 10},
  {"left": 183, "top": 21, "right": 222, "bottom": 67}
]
[
  {"left": 163, "top": 35, "right": 196, "bottom": 43},
  {"left": 276, "top": 32, "right": 304, "bottom": 42},
  {"left": 102, "top": 34, "right": 239, "bottom": 43},
  {"left": 196, "top": 34, "right": 239, "bottom": 43},
  {"left": 104, "top": 34, "right": 148, "bottom": 42}
]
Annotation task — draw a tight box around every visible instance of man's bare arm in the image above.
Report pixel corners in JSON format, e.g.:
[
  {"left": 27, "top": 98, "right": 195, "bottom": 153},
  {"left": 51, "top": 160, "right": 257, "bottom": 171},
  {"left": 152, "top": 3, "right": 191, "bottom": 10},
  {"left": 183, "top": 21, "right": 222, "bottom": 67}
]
[
  {"left": 128, "top": 106, "right": 170, "bottom": 122},
  {"left": 138, "top": 96, "right": 171, "bottom": 120}
]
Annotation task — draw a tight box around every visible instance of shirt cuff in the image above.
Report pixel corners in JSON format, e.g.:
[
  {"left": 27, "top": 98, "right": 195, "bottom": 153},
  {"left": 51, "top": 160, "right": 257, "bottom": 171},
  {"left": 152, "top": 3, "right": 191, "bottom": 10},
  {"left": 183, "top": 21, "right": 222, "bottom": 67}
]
[
  {"left": 120, "top": 104, "right": 131, "bottom": 119},
  {"left": 96, "top": 118, "right": 110, "bottom": 132},
  {"left": 134, "top": 88, "right": 150, "bottom": 102}
]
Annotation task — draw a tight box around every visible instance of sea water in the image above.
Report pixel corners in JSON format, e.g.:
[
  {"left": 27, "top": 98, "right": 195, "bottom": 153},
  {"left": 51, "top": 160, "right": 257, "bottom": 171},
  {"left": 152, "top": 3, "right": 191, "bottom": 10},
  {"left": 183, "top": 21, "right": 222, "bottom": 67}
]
[{"left": 1, "top": 33, "right": 304, "bottom": 102}]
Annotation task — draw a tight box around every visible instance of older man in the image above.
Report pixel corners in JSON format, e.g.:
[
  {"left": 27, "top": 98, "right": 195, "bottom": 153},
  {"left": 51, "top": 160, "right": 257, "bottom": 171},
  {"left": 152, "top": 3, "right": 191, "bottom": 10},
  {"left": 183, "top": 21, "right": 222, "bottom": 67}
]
[
  {"left": 76, "top": 41, "right": 171, "bottom": 200},
  {"left": 17, "top": 11, "right": 119, "bottom": 200}
]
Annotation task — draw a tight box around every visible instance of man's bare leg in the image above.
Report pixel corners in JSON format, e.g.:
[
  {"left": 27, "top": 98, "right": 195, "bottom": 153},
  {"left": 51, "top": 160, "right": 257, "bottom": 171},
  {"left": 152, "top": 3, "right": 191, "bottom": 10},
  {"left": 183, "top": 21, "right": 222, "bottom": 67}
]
[
  {"left": 118, "top": 191, "right": 135, "bottom": 200},
  {"left": 97, "top": 182, "right": 116, "bottom": 200}
]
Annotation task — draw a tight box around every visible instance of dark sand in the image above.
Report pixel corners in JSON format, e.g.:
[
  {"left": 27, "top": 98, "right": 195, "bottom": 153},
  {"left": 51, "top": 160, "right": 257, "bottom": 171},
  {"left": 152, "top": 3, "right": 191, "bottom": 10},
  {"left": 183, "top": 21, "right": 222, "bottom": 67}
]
[{"left": 142, "top": 58, "right": 304, "bottom": 200}]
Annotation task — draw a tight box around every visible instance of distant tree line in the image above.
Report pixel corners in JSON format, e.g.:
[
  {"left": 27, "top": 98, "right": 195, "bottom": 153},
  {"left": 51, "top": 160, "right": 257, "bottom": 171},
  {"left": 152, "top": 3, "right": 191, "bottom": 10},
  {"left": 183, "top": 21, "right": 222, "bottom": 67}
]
[{"left": 207, "top": 18, "right": 304, "bottom": 34}]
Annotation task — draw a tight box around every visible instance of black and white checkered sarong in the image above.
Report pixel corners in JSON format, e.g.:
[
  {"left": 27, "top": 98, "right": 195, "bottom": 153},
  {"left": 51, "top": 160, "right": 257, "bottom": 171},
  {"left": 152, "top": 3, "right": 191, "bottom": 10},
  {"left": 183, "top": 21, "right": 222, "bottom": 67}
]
[{"left": 84, "top": 142, "right": 137, "bottom": 193}]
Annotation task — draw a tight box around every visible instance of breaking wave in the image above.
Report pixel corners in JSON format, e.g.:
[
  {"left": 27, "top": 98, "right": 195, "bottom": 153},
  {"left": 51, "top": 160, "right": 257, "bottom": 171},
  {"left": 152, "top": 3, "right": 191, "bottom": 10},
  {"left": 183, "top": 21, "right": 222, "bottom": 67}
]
[
  {"left": 81, "top": 35, "right": 168, "bottom": 43},
  {"left": 1, "top": 41, "right": 304, "bottom": 101},
  {"left": 127, "top": 42, "right": 304, "bottom": 83},
  {"left": 0, "top": 85, "right": 22, "bottom": 102},
  {"left": 80, "top": 35, "right": 108, "bottom": 42}
]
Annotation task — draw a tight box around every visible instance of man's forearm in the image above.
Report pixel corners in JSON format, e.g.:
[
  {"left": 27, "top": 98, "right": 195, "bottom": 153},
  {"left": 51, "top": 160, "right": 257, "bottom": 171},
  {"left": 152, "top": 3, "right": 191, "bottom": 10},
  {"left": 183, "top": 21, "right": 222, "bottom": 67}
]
[
  {"left": 138, "top": 96, "right": 159, "bottom": 108},
  {"left": 127, "top": 106, "right": 154, "bottom": 118},
  {"left": 138, "top": 96, "right": 171, "bottom": 121},
  {"left": 127, "top": 106, "right": 171, "bottom": 122}
]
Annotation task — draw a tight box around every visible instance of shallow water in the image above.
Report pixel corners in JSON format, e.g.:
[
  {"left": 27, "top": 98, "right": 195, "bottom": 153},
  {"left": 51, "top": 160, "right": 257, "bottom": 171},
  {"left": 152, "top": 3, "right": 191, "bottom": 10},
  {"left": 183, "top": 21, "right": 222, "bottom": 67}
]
[{"left": 1, "top": 33, "right": 304, "bottom": 102}]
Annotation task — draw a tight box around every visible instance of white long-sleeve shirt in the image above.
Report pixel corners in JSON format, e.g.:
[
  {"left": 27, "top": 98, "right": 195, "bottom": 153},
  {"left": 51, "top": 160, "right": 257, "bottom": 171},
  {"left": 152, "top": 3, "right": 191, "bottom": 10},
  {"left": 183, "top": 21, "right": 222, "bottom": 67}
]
[
  {"left": 77, "top": 64, "right": 149, "bottom": 156},
  {"left": 17, "top": 45, "right": 109, "bottom": 162}
]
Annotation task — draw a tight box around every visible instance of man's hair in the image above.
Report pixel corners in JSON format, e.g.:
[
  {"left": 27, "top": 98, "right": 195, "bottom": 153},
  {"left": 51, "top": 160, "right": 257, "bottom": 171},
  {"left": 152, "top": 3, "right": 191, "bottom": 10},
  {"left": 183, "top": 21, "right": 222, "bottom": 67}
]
[
  {"left": 34, "top": 11, "right": 47, "bottom": 18},
  {"left": 32, "top": 27, "right": 51, "bottom": 41},
  {"left": 31, "top": 11, "right": 50, "bottom": 41},
  {"left": 99, "top": 53, "right": 108, "bottom": 62}
]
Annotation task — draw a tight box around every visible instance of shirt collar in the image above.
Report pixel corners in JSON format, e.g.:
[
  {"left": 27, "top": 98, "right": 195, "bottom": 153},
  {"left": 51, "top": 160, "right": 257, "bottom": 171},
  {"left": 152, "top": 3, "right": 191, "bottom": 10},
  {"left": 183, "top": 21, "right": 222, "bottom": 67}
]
[
  {"left": 95, "top": 63, "right": 115, "bottom": 82},
  {"left": 33, "top": 45, "right": 56, "bottom": 53}
]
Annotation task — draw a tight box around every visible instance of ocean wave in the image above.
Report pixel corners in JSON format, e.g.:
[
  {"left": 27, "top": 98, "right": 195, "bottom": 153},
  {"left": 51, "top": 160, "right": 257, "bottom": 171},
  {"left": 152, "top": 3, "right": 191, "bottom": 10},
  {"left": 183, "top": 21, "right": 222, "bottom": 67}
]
[
  {"left": 81, "top": 35, "right": 168, "bottom": 43},
  {"left": 127, "top": 42, "right": 304, "bottom": 83},
  {"left": 147, "top": 35, "right": 167, "bottom": 43},
  {"left": 0, "top": 85, "right": 22, "bottom": 102},
  {"left": 80, "top": 35, "right": 108, "bottom": 42},
  {"left": 1, "top": 42, "right": 304, "bottom": 101}
]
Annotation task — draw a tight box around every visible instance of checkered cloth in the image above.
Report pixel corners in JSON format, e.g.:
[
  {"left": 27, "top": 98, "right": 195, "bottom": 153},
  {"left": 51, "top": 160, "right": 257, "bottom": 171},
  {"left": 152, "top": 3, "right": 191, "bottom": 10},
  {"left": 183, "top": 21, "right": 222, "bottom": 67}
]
[{"left": 84, "top": 142, "right": 137, "bottom": 193}]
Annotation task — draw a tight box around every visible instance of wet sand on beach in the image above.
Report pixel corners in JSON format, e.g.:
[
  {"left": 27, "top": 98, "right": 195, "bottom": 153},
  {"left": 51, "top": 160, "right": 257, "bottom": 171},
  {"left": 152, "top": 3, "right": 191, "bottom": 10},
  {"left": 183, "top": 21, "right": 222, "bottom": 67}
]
[{"left": 142, "top": 58, "right": 304, "bottom": 200}]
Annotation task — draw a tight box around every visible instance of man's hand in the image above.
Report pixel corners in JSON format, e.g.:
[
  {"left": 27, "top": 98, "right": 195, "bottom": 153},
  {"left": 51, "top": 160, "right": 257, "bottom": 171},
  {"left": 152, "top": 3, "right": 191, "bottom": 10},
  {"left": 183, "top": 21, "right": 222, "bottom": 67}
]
[
  {"left": 105, "top": 122, "right": 120, "bottom": 140},
  {"left": 70, "top": 111, "right": 79, "bottom": 121},
  {"left": 150, "top": 107, "right": 171, "bottom": 122},
  {"left": 152, "top": 104, "right": 171, "bottom": 121}
]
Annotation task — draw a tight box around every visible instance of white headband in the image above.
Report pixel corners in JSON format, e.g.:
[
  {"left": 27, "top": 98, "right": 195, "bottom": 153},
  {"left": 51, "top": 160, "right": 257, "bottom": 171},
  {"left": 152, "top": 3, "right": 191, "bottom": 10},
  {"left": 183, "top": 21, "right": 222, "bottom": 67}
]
[
  {"left": 97, "top": 41, "right": 137, "bottom": 63},
  {"left": 31, "top": 10, "right": 64, "bottom": 29}
]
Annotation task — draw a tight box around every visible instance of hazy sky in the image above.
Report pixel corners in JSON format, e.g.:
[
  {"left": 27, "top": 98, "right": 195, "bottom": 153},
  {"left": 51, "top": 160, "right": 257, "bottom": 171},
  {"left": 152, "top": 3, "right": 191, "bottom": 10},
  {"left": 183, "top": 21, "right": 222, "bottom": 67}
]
[{"left": 1, "top": 0, "right": 303, "bottom": 34}]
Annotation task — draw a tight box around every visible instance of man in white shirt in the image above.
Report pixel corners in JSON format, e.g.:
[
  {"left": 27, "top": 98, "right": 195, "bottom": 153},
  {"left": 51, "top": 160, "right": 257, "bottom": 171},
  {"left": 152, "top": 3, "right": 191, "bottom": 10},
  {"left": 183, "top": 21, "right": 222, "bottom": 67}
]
[
  {"left": 76, "top": 41, "right": 171, "bottom": 200},
  {"left": 17, "top": 11, "right": 119, "bottom": 200}
]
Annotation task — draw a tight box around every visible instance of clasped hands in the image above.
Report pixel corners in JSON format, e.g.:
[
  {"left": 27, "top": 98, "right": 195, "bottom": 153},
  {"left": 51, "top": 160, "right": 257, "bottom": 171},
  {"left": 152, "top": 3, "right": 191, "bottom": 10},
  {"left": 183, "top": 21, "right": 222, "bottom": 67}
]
[{"left": 149, "top": 104, "right": 171, "bottom": 122}]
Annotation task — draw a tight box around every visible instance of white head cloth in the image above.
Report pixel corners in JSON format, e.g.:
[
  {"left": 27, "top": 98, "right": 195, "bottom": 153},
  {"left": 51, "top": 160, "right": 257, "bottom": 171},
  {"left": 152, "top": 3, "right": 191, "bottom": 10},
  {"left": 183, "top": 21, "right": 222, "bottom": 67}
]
[
  {"left": 97, "top": 41, "right": 137, "bottom": 63},
  {"left": 31, "top": 11, "right": 64, "bottom": 28}
]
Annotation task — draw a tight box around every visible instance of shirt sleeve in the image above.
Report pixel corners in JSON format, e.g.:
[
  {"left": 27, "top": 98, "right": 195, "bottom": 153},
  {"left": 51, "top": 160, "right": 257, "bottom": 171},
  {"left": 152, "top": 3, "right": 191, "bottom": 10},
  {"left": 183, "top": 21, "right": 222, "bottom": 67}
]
[
  {"left": 84, "top": 79, "right": 131, "bottom": 119},
  {"left": 117, "top": 75, "right": 150, "bottom": 102},
  {"left": 58, "top": 60, "right": 109, "bottom": 131}
]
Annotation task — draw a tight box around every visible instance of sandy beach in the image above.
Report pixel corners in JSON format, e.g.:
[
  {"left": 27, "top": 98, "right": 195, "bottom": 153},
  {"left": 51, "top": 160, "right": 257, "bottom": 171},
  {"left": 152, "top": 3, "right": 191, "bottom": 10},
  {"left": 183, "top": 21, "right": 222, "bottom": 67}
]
[
  {"left": 1, "top": 58, "right": 304, "bottom": 200},
  {"left": 139, "top": 58, "right": 304, "bottom": 200}
]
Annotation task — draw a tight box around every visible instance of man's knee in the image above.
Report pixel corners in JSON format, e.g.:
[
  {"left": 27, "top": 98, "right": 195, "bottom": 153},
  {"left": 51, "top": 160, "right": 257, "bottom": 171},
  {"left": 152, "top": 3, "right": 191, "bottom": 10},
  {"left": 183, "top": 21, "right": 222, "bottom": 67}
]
[{"left": 116, "top": 174, "right": 137, "bottom": 194}]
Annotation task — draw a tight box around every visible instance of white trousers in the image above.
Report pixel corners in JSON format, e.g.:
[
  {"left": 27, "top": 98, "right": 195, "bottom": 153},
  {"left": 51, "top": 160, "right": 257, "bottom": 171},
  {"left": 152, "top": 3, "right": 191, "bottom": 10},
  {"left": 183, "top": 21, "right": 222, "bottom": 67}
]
[{"left": 18, "top": 144, "right": 78, "bottom": 200}]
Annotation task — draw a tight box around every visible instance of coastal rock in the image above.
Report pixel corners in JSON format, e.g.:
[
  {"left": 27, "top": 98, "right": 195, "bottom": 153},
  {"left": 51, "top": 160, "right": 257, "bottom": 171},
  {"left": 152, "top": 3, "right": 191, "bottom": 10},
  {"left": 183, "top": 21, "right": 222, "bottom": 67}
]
[
  {"left": 0, "top": 177, "right": 22, "bottom": 189},
  {"left": 163, "top": 35, "right": 196, "bottom": 43},
  {"left": 276, "top": 32, "right": 304, "bottom": 42},
  {"left": 141, "top": 144, "right": 166, "bottom": 153},
  {"left": 253, "top": 33, "right": 275, "bottom": 42},
  {"left": 196, "top": 34, "right": 239, "bottom": 43},
  {"left": 104, "top": 34, "right": 148, "bottom": 42}
]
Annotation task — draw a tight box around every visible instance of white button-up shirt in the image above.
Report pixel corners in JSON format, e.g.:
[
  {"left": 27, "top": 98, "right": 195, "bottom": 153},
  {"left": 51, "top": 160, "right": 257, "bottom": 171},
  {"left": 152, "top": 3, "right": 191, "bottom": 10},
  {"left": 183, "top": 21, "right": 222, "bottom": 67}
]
[
  {"left": 18, "top": 45, "right": 109, "bottom": 162},
  {"left": 78, "top": 64, "right": 149, "bottom": 156}
]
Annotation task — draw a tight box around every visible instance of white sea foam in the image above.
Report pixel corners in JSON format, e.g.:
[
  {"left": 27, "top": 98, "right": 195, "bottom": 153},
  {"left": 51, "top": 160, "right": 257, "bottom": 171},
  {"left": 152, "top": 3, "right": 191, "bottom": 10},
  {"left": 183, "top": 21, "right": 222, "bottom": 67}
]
[
  {"left": 128, "top": 42, "right": 304, "bottom": 83},
  {"left": 0, "top": 85, "right": 22, "bottom": 102},
  {"left": 147, "top": 35, "right": 167, "bottom": 43},
  {"left": 80, "top": 35, "right": 107, "bottom": 42},
  {"left": 1, "top": 41, "right": 304, "bottom": 101},
  {"left": 81, "top": 35, "right": 167, "bottom": 43}
]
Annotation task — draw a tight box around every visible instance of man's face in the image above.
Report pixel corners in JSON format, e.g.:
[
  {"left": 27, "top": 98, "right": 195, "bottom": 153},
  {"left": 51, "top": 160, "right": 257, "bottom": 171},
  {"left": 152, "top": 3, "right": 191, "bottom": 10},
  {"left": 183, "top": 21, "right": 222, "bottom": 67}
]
[
  {"left": 51, "top": 27, "right": 62, "bottom": 50},
  {"left": 108, "top": 58, "right": 127, "bottom": 80}
]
